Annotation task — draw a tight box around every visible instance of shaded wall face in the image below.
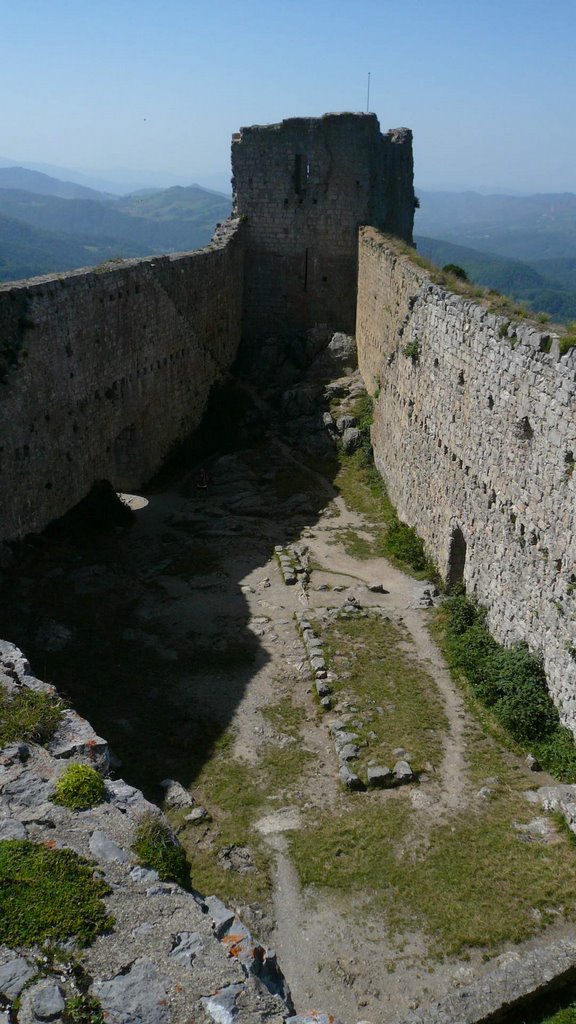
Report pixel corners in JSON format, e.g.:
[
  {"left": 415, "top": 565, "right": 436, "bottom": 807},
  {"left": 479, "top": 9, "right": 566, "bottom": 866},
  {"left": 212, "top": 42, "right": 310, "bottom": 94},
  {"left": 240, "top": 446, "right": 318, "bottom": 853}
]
[
  {"left": 356, "top": 227, "right": 576, "bottom": 731},
  {"left": 232, "top": 114, "right": 414, "bottom": 340},
  {"left": 0, "top": 224, "right": 243, "bottom": 543}
]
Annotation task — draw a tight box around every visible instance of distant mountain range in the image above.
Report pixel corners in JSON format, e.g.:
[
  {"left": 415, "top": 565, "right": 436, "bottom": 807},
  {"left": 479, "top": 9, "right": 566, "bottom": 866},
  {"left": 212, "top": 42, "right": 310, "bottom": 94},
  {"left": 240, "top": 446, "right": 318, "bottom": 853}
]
[
  {"left": 1, "top": 164, "right": 575, "bottom": 325},
  {"left": 416, "top": 191, "right": 576, "bottom": 261},
  {"left": 0, "top": 165, "right": 232, "bottom": 283},
  {"left": 415, "top": 191, "right": 576, "bottom": 322}
]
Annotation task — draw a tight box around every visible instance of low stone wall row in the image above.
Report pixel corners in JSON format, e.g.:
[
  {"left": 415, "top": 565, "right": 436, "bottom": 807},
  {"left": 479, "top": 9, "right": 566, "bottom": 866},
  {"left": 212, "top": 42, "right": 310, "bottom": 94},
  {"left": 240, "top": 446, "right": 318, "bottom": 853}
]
[{"left": 356, "top": 229, "right": 576, "bottom": 732}]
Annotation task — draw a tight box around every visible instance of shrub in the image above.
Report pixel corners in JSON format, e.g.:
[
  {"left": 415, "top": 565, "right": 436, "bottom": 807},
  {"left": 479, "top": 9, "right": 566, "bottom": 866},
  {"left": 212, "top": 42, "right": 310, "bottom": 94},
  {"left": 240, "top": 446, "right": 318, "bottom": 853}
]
[
  {"left": 54, "top": 764, "right": 106, "bottom": 811},
  {"left": 132, "top": 813, "right": 191, "bottom": 889},
  {"left": 0, "top": 840, "right": 113, "bottom": 947},
  {"left": 534, "top": 728, "right": 576, "bottom": 782},
  {"left": 0, "top": 687, "right": 64, "bottom": 747},
  {"left": 482, "top": 645, "right": 558, "bottom": 742},
  {"left": 559, "top": 333, "right": 576, "bottom": 357},
  {"left": 444, "top": 592, "right": 477, "bottom": 637},
  {"left": 442, "top": 595, "right": 576, "bottom": 778},
  {"left": 354, "top": 393, "right": 375, "bottom": 466},
  {"left": 403, "top": 340, "right": 420, "bottom": 362},
  {"left": 386, "top": 516, "right": 429, "bottom": 573},
  {"left": 442, "top": 263, "right": 468, "bottom": 281}
]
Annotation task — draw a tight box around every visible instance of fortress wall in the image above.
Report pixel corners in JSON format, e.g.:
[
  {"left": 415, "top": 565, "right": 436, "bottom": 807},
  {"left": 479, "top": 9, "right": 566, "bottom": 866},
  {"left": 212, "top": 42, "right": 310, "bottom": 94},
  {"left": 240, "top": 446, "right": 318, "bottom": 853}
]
[
  {"left": 357, "top": 227, "right": 576, "bottom": 729},
  {"left": 232, "top": 113, "right": 414, "bottom": 341},
  {"left": 0, "top": 220, "right": 243, "bottom": 544}
]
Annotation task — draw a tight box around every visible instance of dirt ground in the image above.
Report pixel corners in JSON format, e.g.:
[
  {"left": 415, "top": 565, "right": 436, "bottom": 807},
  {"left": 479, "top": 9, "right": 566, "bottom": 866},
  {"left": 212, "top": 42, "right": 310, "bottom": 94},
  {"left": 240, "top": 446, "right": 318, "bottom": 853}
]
[{"left": 0, "top": 375, "right": 570, "bottom": 1024}]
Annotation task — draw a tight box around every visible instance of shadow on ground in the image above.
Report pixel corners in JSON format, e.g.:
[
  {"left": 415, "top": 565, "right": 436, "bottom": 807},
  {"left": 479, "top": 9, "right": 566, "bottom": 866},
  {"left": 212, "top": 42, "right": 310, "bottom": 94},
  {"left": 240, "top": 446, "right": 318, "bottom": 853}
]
[{"left": 0, "top": 333, "right": 356, "bottom": 803}]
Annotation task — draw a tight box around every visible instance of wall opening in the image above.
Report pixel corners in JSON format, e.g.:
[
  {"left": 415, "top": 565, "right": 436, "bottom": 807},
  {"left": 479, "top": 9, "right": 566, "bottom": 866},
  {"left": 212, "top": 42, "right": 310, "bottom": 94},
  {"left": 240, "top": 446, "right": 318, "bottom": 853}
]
[
  {"left": 446, "top": 525, "right": 467, "bottom": 591},
  {"left": 515, "top": 416, "right": 534, "bottom": 440},
  {"left": 293, "top": 154, "right": 309, "bottom": 195}
]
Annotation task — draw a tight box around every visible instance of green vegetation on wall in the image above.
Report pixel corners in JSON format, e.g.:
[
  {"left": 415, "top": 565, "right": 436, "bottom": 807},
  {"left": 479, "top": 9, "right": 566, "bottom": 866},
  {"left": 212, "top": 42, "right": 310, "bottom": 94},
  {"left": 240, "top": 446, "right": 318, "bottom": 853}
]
[{"left": 334, "top": 395, "right": 438, "bottom": 580}]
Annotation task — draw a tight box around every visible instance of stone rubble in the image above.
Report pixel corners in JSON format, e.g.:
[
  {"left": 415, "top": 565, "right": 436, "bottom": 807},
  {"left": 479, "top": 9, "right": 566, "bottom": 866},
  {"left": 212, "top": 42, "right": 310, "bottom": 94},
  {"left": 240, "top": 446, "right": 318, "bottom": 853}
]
[{"left": 0, "top": 640, "right": 312, "bottom": 1024}]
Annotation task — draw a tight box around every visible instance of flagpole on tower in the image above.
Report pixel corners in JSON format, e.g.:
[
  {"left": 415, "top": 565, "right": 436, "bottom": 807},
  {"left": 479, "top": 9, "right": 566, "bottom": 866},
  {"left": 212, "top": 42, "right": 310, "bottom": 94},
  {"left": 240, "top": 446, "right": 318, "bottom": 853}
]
[{"left": 366, "top": 71, "right": 371, "bottom": 113}]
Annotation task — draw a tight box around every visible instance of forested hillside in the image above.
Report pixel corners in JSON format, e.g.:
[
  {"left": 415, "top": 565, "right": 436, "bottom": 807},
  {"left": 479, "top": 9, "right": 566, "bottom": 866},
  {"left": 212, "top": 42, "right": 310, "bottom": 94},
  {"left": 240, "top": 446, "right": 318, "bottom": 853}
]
[
  {"left": 0, "top": 168, "right": 231, "bottom": 283},
  {"left": 415, "top": 191, "right": 576, "bottom": 322}
]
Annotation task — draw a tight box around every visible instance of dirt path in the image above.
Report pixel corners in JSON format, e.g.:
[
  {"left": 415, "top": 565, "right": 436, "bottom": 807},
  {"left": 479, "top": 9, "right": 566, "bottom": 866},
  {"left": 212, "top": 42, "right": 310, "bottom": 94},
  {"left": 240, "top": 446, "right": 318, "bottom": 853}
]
[{"left": 237, "top": 478, "right": 475, "bottom": 1019}]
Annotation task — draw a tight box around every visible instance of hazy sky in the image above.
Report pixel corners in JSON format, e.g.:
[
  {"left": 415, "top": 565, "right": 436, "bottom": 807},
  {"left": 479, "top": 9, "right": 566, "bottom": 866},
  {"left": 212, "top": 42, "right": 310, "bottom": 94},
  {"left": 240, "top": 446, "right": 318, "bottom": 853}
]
[{"left": 2, "top": 0, "right": 574, "bottom": 193}]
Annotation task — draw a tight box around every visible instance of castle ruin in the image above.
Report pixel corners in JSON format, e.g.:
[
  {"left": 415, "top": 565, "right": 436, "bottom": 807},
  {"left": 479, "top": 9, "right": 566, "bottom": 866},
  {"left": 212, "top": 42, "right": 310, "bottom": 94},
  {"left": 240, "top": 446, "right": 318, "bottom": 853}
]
[{"left": 1, "top": 110, "right": 576, "bottom": 735}]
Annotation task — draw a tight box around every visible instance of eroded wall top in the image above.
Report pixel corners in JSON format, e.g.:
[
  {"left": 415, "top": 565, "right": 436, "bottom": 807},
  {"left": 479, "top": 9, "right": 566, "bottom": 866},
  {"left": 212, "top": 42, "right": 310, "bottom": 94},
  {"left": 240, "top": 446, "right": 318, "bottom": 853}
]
[
  {"left": 0, "top": 222, "right": 243, "bottom": 544},
  {"left": 232, "top": 113, "right": 414, "bottom": 340},
  {"left": 356, "top": 228, "right": 576, "bottom": 729}
]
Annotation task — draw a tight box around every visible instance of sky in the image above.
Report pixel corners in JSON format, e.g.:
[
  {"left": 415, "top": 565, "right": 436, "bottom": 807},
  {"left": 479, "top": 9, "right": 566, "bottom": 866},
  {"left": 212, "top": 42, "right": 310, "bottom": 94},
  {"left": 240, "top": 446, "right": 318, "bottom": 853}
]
[{"left": 1, "top": 0, "right": 575, "bottom": 194}]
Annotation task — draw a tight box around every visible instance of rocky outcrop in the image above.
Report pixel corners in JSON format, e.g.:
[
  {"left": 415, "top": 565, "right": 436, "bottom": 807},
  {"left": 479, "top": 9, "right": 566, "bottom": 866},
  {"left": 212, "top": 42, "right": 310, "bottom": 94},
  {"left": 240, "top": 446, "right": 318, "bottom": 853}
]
[{"left": 0, "top": 641, "right": 292, "bottom": 1024}]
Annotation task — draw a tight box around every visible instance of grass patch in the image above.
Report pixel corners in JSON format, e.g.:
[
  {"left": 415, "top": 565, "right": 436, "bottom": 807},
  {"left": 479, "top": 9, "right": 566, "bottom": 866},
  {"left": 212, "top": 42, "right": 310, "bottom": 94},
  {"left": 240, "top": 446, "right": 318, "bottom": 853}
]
[
  {"left": 383, "top": 235, "right": 550, "bottom": 328},
  {"left": 323, "top": 614, "right": 448, "bottom": 775},
  {"left": 520, "top": 991, "right": 576, "bottom": 1024},
  {"left": 0, "top": 840, "right": 113, "bottom": 947},
  {"left": 559, "top": 332, "right": 576, "bottom": 357},
  {"left": 53, "top": 763, "right": 106, "bottom": 811},
  {"left": 291, "top": 800, "right": 411, "bottom": 892},
  {"left": 333, "top": 409, "right": 438, "bottom": 580},
  {"left": 167, "top": 542, "right": 221, "bottom": 576},
  {"left": 132, "top": 812, "right": 191, "bottom": 889},
  {"left": 291, "top": 790, "right": 576, "bottom": 955},
  {"left": 259, "top": 741, "right": 313, "bottom": 792},
  {"left": 399, "top": 805, "right": 576, "bottom": 952},
  {"left": 173, "top": 730, "right": 270, "bottom": 904},
  {"left": 438, "top": 594, "right": 576, "bottom": 780},
  {"left": 289, "top": 608, "right": 576, "bottom": 955},
  {"left": 0, "top": 686, "right": 64, "bottom": 747},
  {"left": 174, "top": 708, "right": 315, "bottom": 903},
  {"left": 63, "top": 994, "right": 106, "bottom": 1024},
  {"left": 186, "top": 640, "right": 258, "bottom": 675},
  {"left": 258, "top": 696, "right": 314, "bottom": 791},
  {"left": 261, "top": 695, "right": 308, "bottom": 739},
  {"left": 328, "top": 526, "right": 374, "bottom": 560},
  {"left": 240, "top": 445, "right": 328, "bottom": 507},
  {"left": 335, "top": 453, "right": 435, "bottom": 577}
]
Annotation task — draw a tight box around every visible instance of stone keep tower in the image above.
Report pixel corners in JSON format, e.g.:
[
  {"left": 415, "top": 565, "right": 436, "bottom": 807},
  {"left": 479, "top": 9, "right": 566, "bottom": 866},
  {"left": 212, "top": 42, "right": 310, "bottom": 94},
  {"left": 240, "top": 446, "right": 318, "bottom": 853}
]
[{"left": 232, "top": 112, "right": 415, "bottom": 341}]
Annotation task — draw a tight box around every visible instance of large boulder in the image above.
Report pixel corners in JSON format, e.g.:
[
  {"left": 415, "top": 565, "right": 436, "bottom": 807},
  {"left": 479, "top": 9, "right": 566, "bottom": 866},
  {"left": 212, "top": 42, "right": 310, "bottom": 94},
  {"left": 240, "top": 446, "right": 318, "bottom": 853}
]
[{"left": 309, "top": 333, "right": 358, "bottom": 378}]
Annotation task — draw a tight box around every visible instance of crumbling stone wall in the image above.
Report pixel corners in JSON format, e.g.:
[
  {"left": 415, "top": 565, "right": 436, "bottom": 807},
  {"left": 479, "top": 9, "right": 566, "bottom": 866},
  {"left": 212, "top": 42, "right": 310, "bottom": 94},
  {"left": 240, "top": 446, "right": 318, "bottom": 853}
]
[
  {"left": 356, "top": 228, "right": 576, "bottom": 730},
  {"left": 232, "top": 113, "right": 414, "bottom": 340},
  {"left": 0, "top": 221, "right": 243, "bottom": 544}
]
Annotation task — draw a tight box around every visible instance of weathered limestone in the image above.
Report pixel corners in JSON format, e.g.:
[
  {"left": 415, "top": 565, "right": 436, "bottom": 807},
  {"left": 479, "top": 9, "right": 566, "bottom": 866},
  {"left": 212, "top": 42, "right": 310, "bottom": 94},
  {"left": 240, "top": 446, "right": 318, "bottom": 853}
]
[
  {"left": 0, "top": 640, "right": 292, "bottom": 1024},
  {"left": 356, "top": 229, "right": 576, "bottom": 732}
]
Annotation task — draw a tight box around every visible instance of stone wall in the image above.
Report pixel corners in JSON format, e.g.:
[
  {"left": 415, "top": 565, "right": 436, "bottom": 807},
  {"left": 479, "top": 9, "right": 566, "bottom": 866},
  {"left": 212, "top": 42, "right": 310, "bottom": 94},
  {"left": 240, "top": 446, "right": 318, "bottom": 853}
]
[
  {"left": 356, "top": 228, "right": 576, "bottom": 730},
  {"left": 0, "top": 220, "right": 243, "bottom": 545},
  {"left": 232, "top": 113, "right": 414, "bottom": 341}
]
